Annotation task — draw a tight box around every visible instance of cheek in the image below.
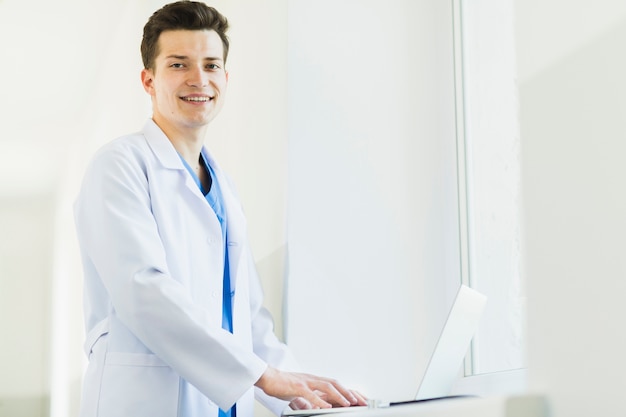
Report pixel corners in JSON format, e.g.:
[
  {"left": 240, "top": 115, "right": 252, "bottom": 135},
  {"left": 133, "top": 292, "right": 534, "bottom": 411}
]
[
  {"left": 155, "top": 86, "right": 177, "bottom": 103},
  {"left": 217, "top": 78, "right": 228, "bottom": 94}
]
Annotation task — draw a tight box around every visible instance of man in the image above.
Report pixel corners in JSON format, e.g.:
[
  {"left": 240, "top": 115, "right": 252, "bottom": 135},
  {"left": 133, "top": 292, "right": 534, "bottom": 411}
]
[{"left": 74, "top": 2, "right": 366, "bottom": 417}]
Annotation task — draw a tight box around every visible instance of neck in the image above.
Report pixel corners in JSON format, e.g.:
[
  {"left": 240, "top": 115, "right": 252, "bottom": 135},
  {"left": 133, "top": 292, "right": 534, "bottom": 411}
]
[
  {"left": 151, "top": 117, "right": 207, "bottom": 169},
  {"left": 173, "top": 138, "right": 204, "bottom": 172}
]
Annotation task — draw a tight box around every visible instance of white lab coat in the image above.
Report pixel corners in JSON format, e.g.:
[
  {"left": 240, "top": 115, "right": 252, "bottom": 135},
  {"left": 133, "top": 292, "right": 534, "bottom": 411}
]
[{"left": 74, "top": 120, "right": 298, "bottom": 417}]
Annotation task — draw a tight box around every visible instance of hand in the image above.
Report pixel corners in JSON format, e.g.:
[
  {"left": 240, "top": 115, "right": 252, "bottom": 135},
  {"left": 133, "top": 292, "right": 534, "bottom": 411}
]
[
  {"left": 255, "top": 366, "right": 368, "bottom": 410},
  {"left": 288, "top": 390, "right": 368, "bottom": 411}
]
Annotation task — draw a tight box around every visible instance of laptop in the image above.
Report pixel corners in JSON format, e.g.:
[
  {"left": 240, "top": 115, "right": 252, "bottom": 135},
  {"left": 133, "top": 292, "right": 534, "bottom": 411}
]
[{"left": 282, "top": 285, "right": 487, "bottom": 416}]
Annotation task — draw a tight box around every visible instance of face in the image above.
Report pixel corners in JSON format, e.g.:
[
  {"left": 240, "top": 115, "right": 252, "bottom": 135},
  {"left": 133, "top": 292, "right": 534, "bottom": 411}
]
[{"left": 141, "top": 30, "right": 228, "bottom": 138}]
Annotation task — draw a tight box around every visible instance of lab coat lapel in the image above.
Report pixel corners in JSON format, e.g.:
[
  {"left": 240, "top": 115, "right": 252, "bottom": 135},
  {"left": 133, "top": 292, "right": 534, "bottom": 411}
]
[
  {"left": 143, "top": 120, "right": 251, "bottom": 342},
  {"left": 142, "top": 121, "right": 226, "bottom": 323},
  {"left": 141, "top": 120, "right": 221, "bottom": 221},
  {"left": 200, "top": 149, "right": 248, "bottom": 299}
]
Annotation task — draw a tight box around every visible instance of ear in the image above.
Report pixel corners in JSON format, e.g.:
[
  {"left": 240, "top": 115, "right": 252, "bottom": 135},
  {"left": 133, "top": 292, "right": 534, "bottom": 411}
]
[
  {"left": 225, "top": 70, "right": 229, "bottom": 82},
  {"left": 141, "top": 68, "right": 155, "bottom": 95}
]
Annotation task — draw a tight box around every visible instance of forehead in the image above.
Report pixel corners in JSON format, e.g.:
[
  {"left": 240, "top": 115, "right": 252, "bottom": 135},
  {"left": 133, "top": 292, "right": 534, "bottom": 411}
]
[{"left": 156, "top": 29, "right": 224, "bottom": 61}]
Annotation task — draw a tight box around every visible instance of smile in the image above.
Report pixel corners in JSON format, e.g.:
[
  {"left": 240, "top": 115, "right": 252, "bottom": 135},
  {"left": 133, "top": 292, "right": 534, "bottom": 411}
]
[{"left": 181, "top": 96, "right": 212, "bottom": 102}]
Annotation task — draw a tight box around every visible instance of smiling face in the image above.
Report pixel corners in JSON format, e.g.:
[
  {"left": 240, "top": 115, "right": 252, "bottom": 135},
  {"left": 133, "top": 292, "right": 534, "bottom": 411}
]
[{"left": 141, "top": 29, "right": 228, "bottom": 140}]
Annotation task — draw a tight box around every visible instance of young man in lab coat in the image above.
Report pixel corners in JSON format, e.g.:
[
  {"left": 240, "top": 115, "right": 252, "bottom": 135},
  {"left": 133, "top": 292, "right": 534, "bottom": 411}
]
[{"left": 74, "top": 2, "right": 366, "bottom": 417}]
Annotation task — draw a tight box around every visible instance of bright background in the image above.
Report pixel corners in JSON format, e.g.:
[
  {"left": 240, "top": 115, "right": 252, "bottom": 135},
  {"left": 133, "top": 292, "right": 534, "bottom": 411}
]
[{"left": 4, "top": 1, "right": 626, "bottom": 417}]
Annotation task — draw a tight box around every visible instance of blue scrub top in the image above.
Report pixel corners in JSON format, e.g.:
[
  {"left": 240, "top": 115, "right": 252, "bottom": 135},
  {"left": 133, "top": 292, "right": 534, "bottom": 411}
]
[{"left": 179, "top": 152, "right": 235, "bottom": 417}]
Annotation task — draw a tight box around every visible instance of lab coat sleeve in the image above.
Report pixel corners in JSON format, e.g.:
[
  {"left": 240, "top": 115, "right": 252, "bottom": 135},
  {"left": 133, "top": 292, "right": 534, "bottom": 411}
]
[
  {"left": 75, "top": 143, "right": 267, "bottom": 411},
  {"left": 247, "top": 250, "right": 302, "bottom": 415}
]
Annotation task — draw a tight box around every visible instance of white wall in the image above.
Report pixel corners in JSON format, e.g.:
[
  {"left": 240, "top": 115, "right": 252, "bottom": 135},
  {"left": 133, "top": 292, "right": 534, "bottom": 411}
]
[
  {"left": 0, "top": 196, "right": 54, "bottom": 416},
  {"left": 286, "top": 0, "right": 460, "bottom": 401},
  {"left": 516, "top": 1, "right": 626, "bottom": 416}
]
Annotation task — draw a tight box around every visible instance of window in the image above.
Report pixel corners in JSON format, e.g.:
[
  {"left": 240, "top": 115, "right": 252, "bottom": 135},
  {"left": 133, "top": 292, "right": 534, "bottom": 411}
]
[
  {"left": 452, "top": 0, "right": 525, "bottom": 383},
  {"left": 285, "top": 0, "right": 524, "bottom": 401}
]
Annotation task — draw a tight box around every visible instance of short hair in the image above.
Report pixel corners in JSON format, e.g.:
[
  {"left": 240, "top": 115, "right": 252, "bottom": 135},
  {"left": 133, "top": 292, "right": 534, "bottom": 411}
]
[{"left": 141, "top": 1, "right": 230, "bottom": 70}]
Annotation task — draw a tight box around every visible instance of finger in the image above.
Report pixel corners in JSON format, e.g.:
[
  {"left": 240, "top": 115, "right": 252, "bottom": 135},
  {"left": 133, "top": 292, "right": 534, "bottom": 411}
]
[
  {"left": 289, "top": 398, "right": 312, "bottom": 410},
  {"left": 307, "top": 379, "right": 351, "bottom": 407},
  {"left": 351, "top": 390, "right": 369, "bottom": 406},
  {"left": 313, "top": 383, "right": 367, "bottom": 406},
  {"left": 303, "top": 387, "right": 333, "bottom": 409},
  {"left": 320, "top": 389, "right": 368, "bottom": 407},
  {"left": 326, "top": 379, "right": 360, "bottom": 406}
]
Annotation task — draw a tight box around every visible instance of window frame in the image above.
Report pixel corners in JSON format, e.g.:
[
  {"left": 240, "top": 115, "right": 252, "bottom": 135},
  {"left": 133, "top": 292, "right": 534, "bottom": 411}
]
[{"left": 451, "top": 0, "right": 527, "bottom": 394}]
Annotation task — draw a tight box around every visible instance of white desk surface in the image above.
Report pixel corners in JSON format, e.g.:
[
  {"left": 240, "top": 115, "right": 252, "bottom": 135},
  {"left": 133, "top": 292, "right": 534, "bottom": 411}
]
[{"left": 290, "top": 395, "right": 547, "bottom": 417}]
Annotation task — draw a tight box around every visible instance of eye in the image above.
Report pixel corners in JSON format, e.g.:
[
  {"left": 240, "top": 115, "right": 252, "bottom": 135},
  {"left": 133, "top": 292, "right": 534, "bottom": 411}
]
[
  {"left": 170, "top": 63, "right": 185, "bottom": 69},
  {"left": 206, "top": 63, "right": 221, "bottom": 70}
]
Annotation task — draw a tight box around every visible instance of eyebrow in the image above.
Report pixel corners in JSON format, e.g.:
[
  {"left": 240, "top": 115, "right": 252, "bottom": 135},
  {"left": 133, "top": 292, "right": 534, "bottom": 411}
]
[{"left": 165, "top": 54, "right": 223, "bottom": 61}]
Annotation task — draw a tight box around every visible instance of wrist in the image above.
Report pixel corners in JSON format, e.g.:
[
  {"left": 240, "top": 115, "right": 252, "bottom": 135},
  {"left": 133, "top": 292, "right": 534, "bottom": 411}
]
[{"left": 255, "top": 365, "right": 275, "bottom": 389}]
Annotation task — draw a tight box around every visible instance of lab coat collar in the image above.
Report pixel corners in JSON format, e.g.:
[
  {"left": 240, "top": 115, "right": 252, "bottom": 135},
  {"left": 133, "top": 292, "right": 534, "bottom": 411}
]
[
  {"left": 141, "top": 119, "right": 212, "bottom": 206},
  {"left": 141, "top": 119, "right": 186, "bottom": 171},
  {"left": 141, "top": 119, "right": 228, "bottom": 180},
  {"left": 141, "top": 119, "right": 218, "bottom": 229}
]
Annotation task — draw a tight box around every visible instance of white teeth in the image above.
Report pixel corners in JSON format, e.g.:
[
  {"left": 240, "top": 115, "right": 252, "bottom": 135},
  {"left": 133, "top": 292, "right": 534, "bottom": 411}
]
[{"left": 183, "top": 96, "right": 211, "bottom": 102}]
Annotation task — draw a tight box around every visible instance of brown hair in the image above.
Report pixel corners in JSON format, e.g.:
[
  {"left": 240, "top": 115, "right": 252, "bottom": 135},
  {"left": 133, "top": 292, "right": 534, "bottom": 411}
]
[{"left": 141, "top": 1, "right": 230, "bottom": 70}]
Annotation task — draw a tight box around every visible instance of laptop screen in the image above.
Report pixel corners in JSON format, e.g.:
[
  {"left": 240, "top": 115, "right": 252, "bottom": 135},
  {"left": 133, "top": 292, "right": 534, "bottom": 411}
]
[{"left": 415, "top": 285, "right": 487, "bottom": 400}]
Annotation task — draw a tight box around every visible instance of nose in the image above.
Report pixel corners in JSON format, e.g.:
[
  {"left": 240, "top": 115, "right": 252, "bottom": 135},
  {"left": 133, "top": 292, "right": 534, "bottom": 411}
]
[{"left": 186, "top": 64, "right": 207, "bottom": 88}]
